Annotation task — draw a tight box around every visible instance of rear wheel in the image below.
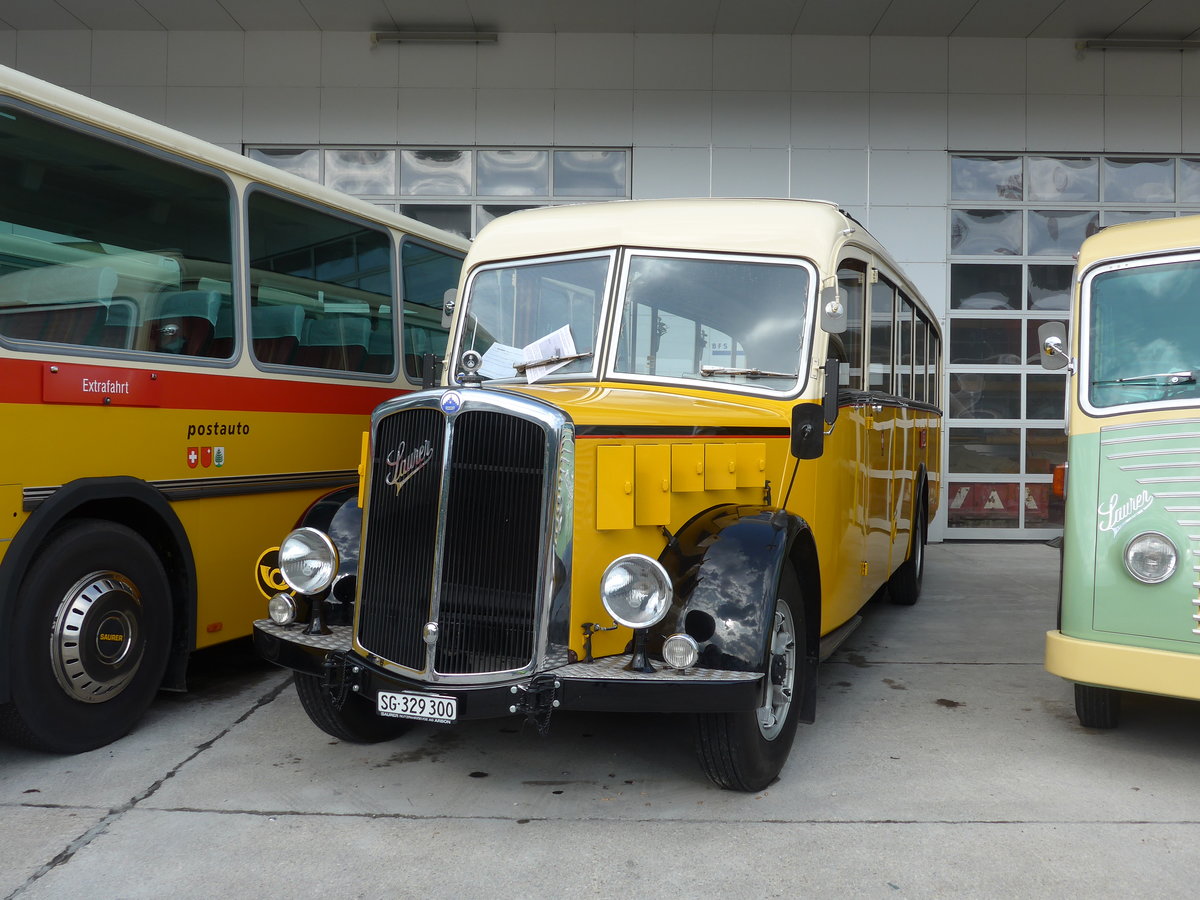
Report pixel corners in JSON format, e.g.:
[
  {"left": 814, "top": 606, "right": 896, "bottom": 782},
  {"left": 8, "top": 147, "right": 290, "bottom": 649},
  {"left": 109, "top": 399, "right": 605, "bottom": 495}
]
[
  {"left": 890, "top": 491, "right": 927, "bottom": 606},
  {"left": 1074, "top": 683, "right": 1120, "bottom": 729},
  {"left": 294, "top": 672, "right": 413, "bottom": 743},
  {"left": 694, "top": 566, "right": 803, "bottom": 792},
  {"left": 0, "top": 519, "right": 172, "bottom": 753}
]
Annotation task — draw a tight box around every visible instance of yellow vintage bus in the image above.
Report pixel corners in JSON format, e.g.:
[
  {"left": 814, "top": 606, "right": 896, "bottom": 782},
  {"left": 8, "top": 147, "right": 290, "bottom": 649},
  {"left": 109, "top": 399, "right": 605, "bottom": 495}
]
[
  {"left": 0, "top": 64, "right": 468, "bottom": 753},
  {"left": 1041, "top": 213, "right": 1200, "bottom": 727},
  {"left": 254, "top": 198, "right": 942, "bottom": 791}
]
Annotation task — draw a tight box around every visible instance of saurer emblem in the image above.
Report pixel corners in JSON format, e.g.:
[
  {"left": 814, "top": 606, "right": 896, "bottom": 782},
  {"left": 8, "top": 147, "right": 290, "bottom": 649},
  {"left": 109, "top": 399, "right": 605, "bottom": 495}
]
[{"left": 384, "top": 440, "right": 434, "bottom": 495}]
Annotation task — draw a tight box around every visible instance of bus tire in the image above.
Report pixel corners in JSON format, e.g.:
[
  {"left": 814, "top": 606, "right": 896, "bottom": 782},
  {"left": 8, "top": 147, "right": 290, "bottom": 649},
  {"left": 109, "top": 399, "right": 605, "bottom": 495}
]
[
  {"left": 890, "top": 493, "right": 927, "bottom": 606},
  {"left": 293, "top": 672, "right": 413, "bottom": 743},
  {"left": 693, "top": 565, "right": 803, "bottom": 792},
  {"left": 1074, "top": 683, "right": 1120, "bottom": 729},
  {"left": 0, "top": 519, "right": 172, "bottom": 753}
]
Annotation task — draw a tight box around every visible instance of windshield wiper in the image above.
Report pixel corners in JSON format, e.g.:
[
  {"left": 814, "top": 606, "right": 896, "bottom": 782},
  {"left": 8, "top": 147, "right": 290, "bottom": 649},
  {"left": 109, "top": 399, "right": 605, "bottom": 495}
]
[
  {"left": 1093, "top": 371, "right": 1196, "bottom": 386},
  {"left": 512, "top": 351, "right": 593, "bottom": 374},
  {"left": 700, "top": 365, "right": 797, "bottom": 379}
]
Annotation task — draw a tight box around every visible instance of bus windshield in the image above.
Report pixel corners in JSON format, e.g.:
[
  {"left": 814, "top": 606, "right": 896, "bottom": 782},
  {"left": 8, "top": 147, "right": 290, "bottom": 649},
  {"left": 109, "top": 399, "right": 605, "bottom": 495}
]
[
  {"left": 459, "top": 253, "right": 611, "bottom": 381},
  {"left": 1088, "top": 256, "right": 1200, "bottom": 408},
  {"left": 613, "top": 253, "right": 810, "bottom": 392},
  {"left": 457, "top": 249, "right": 812, "bottom": 391}
]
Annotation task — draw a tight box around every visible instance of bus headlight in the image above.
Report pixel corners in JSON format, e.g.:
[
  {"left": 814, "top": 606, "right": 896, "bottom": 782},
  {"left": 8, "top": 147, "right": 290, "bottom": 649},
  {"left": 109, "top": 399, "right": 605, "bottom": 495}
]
[
  {"left": 601, "top": 554, "right": 672, "bottom": 629},
  {"left": 267, "top": 592, "right": 298, "bottom": 625},
  {"left": 663, "top": 633, "right": 699, "bottom": 669},
  {"left": 1124, "top": 532, "right": 1177, "bottom": 584},
  {"left": 278, "top": 527, "right": 339, "bottom": 595}
]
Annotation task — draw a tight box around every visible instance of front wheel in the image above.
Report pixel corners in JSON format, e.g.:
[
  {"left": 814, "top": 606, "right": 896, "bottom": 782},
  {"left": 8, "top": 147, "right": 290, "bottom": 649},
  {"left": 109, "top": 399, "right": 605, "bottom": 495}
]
[
  {"left": 693, "top": 566, "right": 803, "bottom": 791},
  {"left": 294, "top": 672, "right": 413, "bottom": 743},
  {"left": 1074, "top": 683, "right": 1120, "bottom": 729},
  {"left": 0, "top": 519, "right": 172, "bottom": 753}
]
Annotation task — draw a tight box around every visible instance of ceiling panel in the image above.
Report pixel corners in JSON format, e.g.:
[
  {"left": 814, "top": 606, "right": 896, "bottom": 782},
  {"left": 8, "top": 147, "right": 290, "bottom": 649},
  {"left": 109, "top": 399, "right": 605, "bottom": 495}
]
[
  {"left": 217, "top": 0, "right": 319, "bottom": 31},
  {"left": 1109, "top": 0, "right": 1200, "bottom": 39},
  {"left": 135, "top": 0, "right": 239, "bottom": 30},
  {"left": 633, "top": 0, "right": 720, "bottom": 34},
  {"left": 950, "top": 0, "right": 1063, "bottom": 38},
  {"left": 59, "top": 0, "right": 164, "bottom": 30},
  {"left": 552, "top": 0, "right": 638, "bottom": 33},
  {"left": 712, "top": 0, "right": 803, "bottom": 35},
  {"left": 1029, "top": 0, "right": 1149, "bottom": 38},
  {"left": 873, "top": 0, "right": 977, "bottom": 37},
  {"left": 792, "top": 0, "right": 893, "bottom": 36},
  {"left": 465, "top": 0, "right": 555, "bottom": 33},
  {"left": 299, "top": 0, "right": 397, "bottom": 31},
  {"left": 0, "top": 0, "right": 85, "bottom": 29},
  {"left": 382, "top": 0, "right": 477, "bottom": 30}
]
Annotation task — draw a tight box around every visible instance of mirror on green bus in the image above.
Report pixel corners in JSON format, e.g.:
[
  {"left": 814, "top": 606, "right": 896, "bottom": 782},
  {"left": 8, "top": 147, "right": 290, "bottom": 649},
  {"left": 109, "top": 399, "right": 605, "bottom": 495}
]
[{"left": 1037, "top": 320, "right": 1070, "bottom": 371}]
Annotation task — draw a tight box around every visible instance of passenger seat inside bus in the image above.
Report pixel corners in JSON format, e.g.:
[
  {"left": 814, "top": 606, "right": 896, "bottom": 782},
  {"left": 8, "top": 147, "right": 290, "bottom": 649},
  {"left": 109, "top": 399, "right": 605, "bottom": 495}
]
[
  {"left": 363, "top": 322, "right": 395, "bottom": 373},
  {"left": 0, "top": 264, "right": 117, "bottom": 345},
  {"left": 295, "top": 315, "right": 371, "bottom": 371},
  {"left": 147, "top": 290, "right": 222, "bottom": 356},
  {"left": 251, "top": 304, "right": 305, "bottom": 365}
]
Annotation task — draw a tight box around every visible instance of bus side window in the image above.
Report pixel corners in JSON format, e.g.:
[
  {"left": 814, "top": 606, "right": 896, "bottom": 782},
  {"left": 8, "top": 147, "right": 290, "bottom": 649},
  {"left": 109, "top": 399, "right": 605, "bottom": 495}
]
[
  {"left": 247, "top": 190, "right": 395, "bottom": 375},
  {"left": 928, "top": 327, "right": 942, "bottom": 407},
  {"left": 895, "top": 292, "right": 914, "bottom": 399},
  {"left": 913, "top": 313, "right": 929, "bottom": 403},
  {"left": 869, "top": 273, "right": 895, "bottom": 395},
  {"left": 835, "top": 261, "right": 866, "bottom": 389}
]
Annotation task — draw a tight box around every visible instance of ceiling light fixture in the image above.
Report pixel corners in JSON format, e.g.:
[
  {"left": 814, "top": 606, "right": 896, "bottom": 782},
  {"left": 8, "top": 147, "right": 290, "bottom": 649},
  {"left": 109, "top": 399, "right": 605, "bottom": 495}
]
[
  {"left": 1076, "top": 38, "right": 1200, "bottom": 52},
  {"left": 371, "top": 31, "right": 498, "bottom": 45}
]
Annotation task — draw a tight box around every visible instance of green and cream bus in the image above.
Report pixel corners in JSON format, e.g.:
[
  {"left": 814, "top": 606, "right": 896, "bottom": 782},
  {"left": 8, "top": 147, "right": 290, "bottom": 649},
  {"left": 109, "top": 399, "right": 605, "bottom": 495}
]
[{"left": 1042, "top": 213, "right": 1200, "bottom": 727}]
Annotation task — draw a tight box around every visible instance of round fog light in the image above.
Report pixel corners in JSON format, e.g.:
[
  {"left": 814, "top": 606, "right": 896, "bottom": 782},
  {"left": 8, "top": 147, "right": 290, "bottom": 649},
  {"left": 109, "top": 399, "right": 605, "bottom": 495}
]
[
  {"left": 1125, "top": 531, "right": 1177, "bottom": 584},
  {"left": 279, "top": 527, "right": 339, "bottom": 595},
  {"left": 601, "top": 554, "right": 672, "bottom": 629},
  {"left": 268, "top": 592, "right": 298, "bottom": 625},
  {"left": 663, "top": 633, "right": 699, "bottom": 669}
]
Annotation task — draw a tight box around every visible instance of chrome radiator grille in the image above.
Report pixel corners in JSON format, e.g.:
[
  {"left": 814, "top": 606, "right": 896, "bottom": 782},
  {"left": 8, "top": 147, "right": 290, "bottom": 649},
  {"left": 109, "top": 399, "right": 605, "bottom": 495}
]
[{"left": 356, "top": 400, "right": 550, "bottom": 676}]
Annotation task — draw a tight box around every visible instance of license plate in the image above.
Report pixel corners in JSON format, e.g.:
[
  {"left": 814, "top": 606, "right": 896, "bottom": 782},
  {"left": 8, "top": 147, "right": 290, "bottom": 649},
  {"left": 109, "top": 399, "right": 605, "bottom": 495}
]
[{"left": 377, "top": 690, "right": 457, "bottom": 724}]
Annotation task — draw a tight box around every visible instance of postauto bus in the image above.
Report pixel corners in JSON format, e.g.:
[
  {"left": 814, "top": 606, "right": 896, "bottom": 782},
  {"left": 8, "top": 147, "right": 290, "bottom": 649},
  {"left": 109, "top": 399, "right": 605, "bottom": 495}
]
[
  {"left": 254, "top": 198, "right": 943, "bottom": 791},
  {"left": 0, "top": 64, "right": 467, "bottom": 753},
  {"left": 1042, "top": 214, "right": 1200, "bottom": 727}
]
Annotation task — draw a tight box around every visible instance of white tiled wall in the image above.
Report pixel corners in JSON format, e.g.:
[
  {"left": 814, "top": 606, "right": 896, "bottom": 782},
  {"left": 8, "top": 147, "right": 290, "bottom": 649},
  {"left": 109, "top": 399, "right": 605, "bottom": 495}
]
[{"left": 9, "top": 28, "right": 1200, "bottom": 318}]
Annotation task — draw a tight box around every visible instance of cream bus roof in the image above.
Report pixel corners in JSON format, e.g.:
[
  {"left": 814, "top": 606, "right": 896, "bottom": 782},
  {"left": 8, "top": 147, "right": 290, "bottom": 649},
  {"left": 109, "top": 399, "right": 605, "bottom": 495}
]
[
  {"left": 468, "top": 198, "right": 901, "bottom": 275},
  {"left": 1078, "top": 213, "right": 1200, "bottom": 271},
  {"left": 0, "top": 64, "right": 468, "bottom": 255}
]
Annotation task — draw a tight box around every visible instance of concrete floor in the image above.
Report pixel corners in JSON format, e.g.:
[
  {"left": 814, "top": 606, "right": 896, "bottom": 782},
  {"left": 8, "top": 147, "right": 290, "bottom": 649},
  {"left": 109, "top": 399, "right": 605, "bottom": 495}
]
[{"left": 3, "top": 542, "right": 1200, "bottom": 899}]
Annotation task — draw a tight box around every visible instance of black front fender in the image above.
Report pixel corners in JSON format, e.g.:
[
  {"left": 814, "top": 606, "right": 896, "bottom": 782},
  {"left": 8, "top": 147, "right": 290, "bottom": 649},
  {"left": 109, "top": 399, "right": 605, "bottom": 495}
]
[
  {"left": 651, "top": 504, "right": 809, "bottom": 674},
  {"left": 295, "top": 485, "right": 361, "bottom": 622}
]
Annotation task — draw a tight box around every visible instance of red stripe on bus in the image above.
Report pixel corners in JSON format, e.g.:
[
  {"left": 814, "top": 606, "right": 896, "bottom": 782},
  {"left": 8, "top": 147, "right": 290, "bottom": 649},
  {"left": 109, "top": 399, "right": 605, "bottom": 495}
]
[{"left": 0, "top": 357, "right": 412, "bottom": 415}]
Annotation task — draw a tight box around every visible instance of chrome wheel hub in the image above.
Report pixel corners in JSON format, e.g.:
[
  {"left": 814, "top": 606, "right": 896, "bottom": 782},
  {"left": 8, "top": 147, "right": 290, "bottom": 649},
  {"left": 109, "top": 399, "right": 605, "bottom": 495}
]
[
  {"left": 756, "top": 600, "right": 796, "bottom": 740},
  {"left": 51, "top": 571, "right": 145, "bottom": 703}
]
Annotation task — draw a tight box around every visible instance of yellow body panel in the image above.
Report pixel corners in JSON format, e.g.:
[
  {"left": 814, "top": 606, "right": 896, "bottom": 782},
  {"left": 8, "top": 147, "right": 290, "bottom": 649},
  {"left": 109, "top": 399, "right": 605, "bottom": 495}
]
[
  {"left": 633, "top": 445, "right": 671, "bottom": 526},
  {"left": 505, "top": 380, "right": 940, "bottom": 658},
  {"left": 0, "top": 397, "right": 379, "bottom": 647}
]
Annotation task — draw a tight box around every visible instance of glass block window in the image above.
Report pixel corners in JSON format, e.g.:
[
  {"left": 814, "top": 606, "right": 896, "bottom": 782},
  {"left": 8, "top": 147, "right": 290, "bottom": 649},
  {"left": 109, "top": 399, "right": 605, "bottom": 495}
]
[
  {"left": 246, "top": 145, "right": 631, "bottom": 239},
  {"left": 948, "top": 154, "right": 1200, "bottom": 536}
]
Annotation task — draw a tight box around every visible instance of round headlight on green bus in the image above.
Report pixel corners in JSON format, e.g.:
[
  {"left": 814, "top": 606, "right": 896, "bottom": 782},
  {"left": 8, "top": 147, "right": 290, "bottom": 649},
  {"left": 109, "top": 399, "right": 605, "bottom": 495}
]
[{"left": 1124, "top": 531, "right": 1177, "bottom": 584}]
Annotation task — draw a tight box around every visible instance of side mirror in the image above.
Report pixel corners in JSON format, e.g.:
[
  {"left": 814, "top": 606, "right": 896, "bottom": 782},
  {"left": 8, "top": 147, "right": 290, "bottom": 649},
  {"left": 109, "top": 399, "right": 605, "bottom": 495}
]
[
  {"left": 791, "top": 403, "right": 825, "bottom": 460},
  {"left": 822, "top": 355, "right": 841, "bottom": 426},
  {"left": 819, "top": 285, "right": 848, "bottom": 334},
  {"left": 1037, "top": 321, "right": 1071, "bottom": 371},
  {"left": 441, "top": 288, "right": 458, "bottom": 329}
]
